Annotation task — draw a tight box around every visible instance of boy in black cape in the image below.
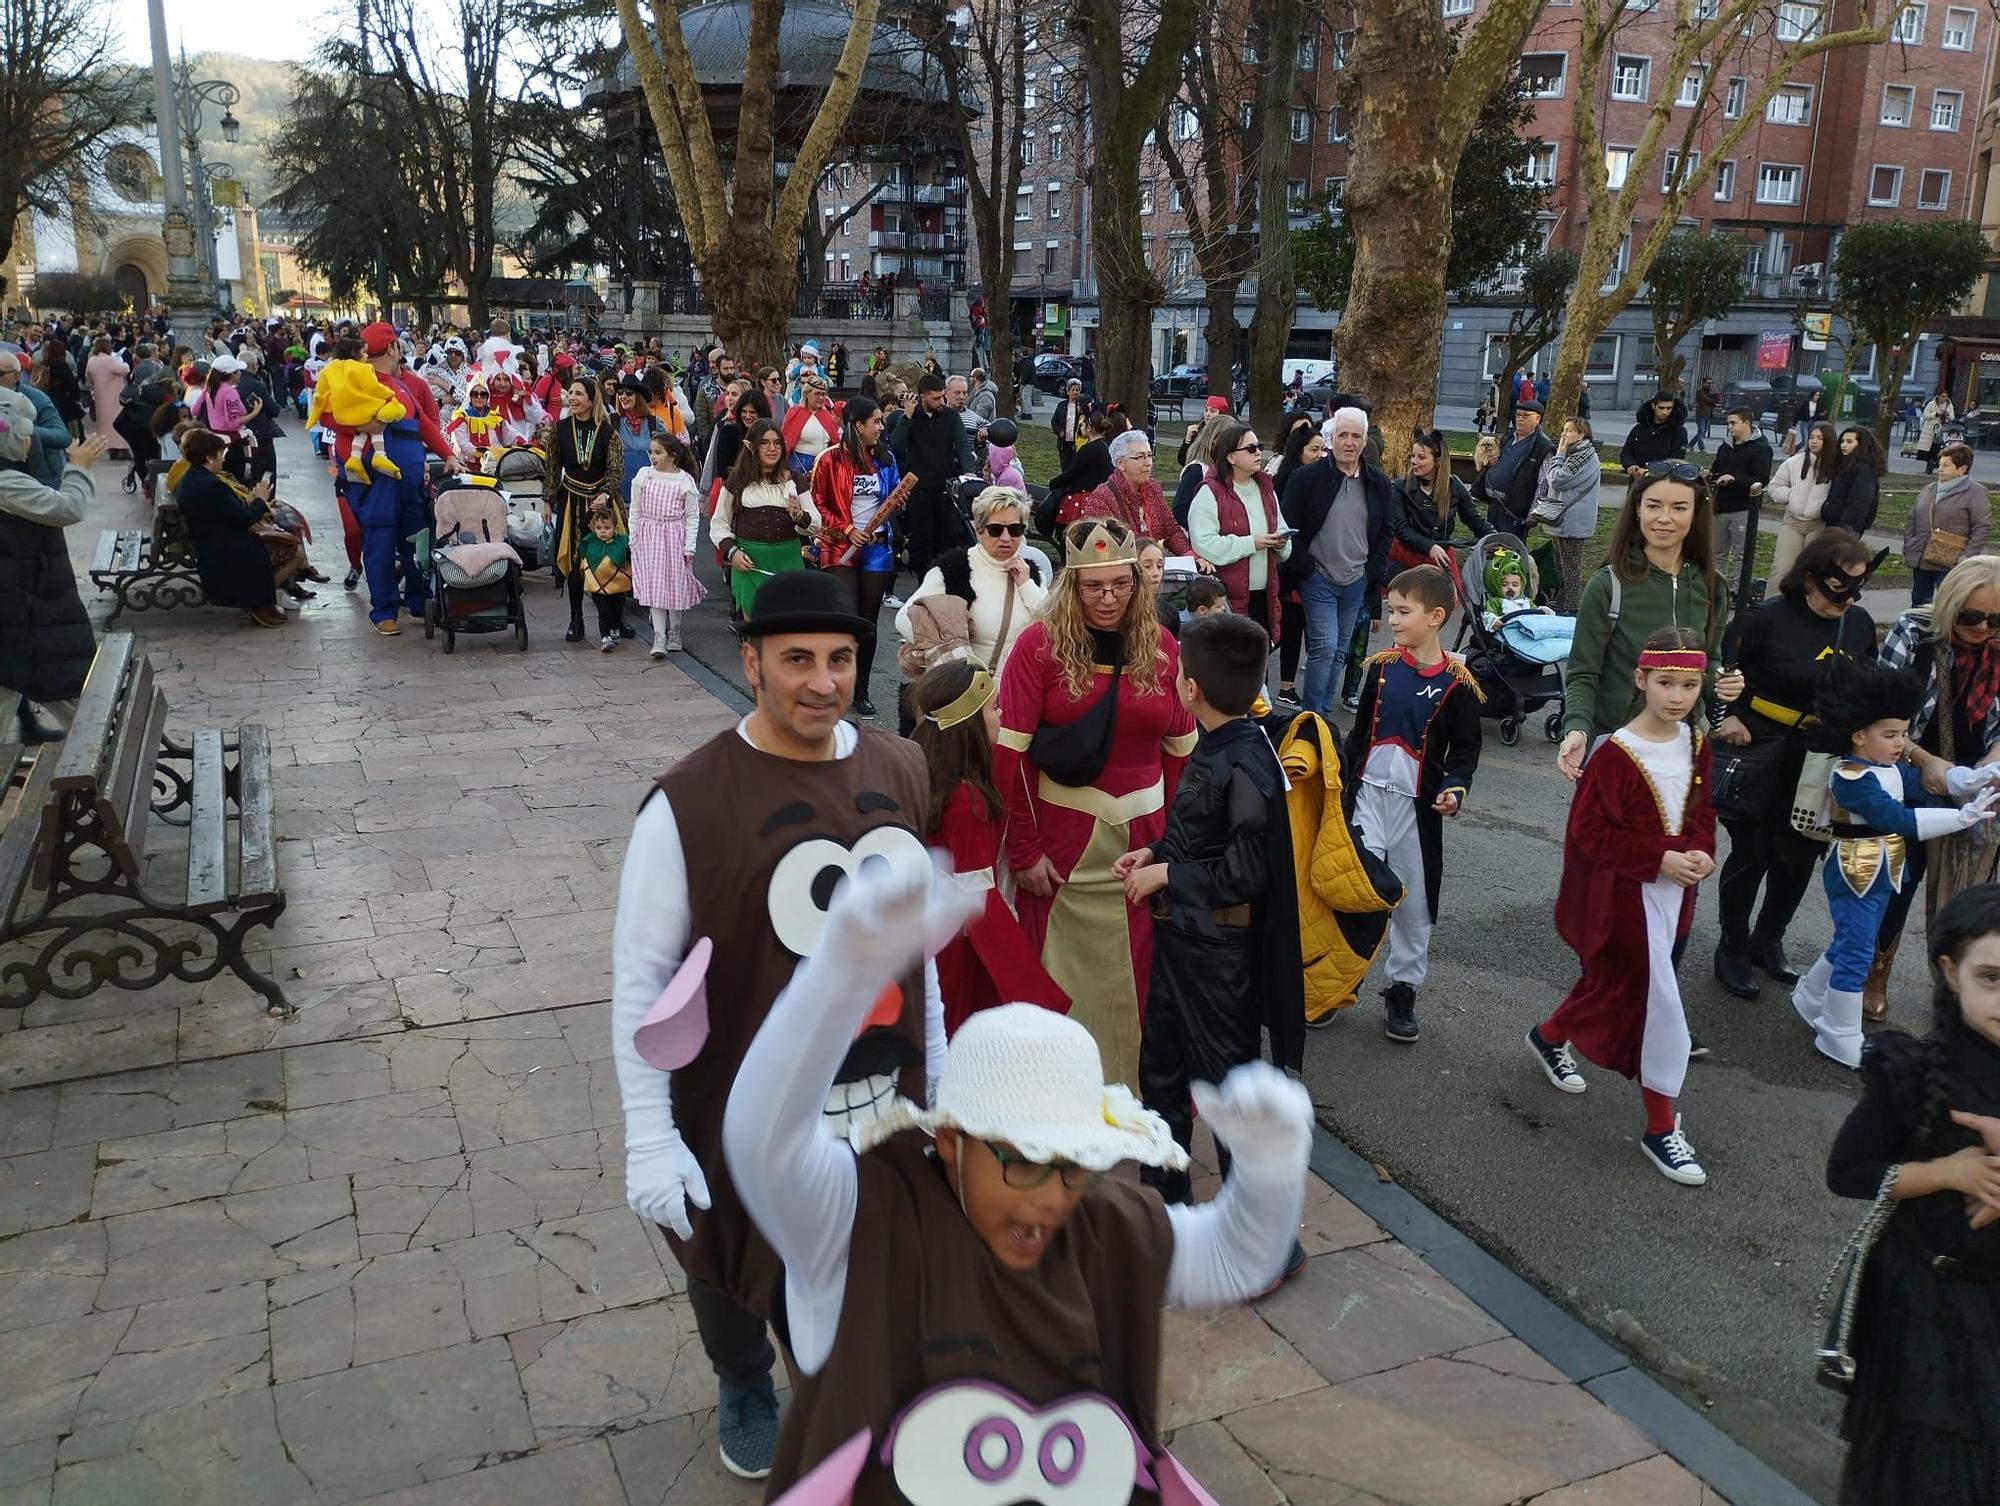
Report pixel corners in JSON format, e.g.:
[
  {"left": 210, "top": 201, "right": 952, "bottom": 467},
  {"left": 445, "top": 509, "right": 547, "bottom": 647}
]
[{"left": 1117, "top": 613, "right": 1305, "bottom": 1266}]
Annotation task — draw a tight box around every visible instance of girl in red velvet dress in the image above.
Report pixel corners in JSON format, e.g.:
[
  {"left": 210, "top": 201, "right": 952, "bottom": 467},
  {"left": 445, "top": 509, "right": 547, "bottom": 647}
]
[
  {"left": 910, "top": 659, "right": 1068, "bottom": 1034},
  {"left": 993, "top": 518, "right": 1198, "bottom": 1087}
]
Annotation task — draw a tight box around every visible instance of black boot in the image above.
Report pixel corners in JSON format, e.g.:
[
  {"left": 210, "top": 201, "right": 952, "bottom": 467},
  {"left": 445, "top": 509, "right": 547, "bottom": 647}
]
[
  {"left": 1712, "top": 941, "right": 1759, "bottom": 1000},
  {"left": 17, "top": 701, "right": 65, "bottom": 744},
  {"left": 1382, "top": 982, "right": 1419, "bottom": 1043},
  {"left": 1747, "top": 931, "right": 1800, "bottom": 985},
  {"left": 564, "top": 620, "right": 585, "bottom": 643}
]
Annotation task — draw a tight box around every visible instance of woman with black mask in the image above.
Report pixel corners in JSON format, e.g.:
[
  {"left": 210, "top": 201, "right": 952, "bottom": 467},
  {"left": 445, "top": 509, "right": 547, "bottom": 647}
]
[{"left": 1708, "top": 529, "right": 1881, "bottom": 998}]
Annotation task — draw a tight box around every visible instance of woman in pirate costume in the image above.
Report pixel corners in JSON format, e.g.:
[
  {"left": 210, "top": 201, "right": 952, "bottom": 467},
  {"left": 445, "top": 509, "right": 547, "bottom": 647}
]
[
  {"left": 544, "top": 371, "right": 623, "bottom": 644},
  {"left": 993, "top": 517, "right": 1198, "bottom": 1088}
]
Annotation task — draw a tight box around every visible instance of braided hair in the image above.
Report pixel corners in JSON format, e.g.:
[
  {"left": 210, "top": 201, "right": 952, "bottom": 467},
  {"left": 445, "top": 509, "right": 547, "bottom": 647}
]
[{"left": 1911, "top": 883, "right": 2000, "bottom": 1151}]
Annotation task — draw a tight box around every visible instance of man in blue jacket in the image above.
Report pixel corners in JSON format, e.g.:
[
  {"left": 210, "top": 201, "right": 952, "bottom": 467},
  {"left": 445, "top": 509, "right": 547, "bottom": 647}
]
[
  {"left": 1280, "top": 406, "right": 1392, "bottom": 715},
  {"left": 0, "top": 350, "right": 73, "bottom": 487}
]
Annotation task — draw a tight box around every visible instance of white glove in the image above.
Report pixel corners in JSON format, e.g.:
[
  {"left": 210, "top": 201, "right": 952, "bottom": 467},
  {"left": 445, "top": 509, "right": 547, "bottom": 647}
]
[
  {"left": 1915, "top": 785, "right": 2000, "bottom": 840},
  {"left": 1945, "top": 764, "right": 2000, "bottom": 801},
  {"left": 1191, "top": 1063, "right": 1314, "bottom": 1190},
  {"left": 624, "top": 1135, "right": 711, "bottom": 1239},
  {"left": 821, "top": 852, "right": 984, "bottom": 989}
]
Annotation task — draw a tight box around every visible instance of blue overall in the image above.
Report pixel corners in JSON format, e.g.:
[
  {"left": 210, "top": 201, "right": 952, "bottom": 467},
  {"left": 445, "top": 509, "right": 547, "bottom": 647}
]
[
  {"left": 1820, "top": 761, "right": 1925, "bottom": 992},
  {"left": 347, "top": 418, "right": 430, "bottom": 625}
]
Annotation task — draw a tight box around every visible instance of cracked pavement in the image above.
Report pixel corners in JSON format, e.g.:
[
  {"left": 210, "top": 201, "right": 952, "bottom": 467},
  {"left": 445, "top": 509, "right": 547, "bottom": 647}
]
[{"left": 0, "top": 433, "right": 1735, "bottom": 1502}]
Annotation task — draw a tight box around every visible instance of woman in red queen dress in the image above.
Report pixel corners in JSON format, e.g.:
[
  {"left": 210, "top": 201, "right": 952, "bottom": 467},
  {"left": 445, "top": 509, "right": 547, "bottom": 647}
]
[{"left": 994, "top": 516, "right": 1198, "bottom": 1087}]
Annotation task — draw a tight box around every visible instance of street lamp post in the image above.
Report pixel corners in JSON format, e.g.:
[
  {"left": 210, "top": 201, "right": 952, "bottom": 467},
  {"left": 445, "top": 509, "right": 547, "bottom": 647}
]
[{"left": 143, "top": 3, "right": 242, "bottom": 317}]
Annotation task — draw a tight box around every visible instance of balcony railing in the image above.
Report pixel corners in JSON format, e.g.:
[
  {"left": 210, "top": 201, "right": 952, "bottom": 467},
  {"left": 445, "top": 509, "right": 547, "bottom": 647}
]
[
  {"left": 869, "top": 230, "right": 967, "bottom": 252},
  {"left": 878, "top": 178, "right": 968, "bottom": 207}
]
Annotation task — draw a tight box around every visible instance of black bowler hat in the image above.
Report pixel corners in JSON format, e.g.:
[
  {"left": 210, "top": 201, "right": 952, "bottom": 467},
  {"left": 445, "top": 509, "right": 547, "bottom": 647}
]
[{"left": 737, "top": 569, "right": 876, "bottom": 641}]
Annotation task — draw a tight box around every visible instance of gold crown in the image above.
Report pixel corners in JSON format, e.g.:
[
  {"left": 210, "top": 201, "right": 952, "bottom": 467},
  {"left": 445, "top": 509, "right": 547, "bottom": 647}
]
[{"left": 1065, "top": 518, "right": 1138, "bottom": 566}]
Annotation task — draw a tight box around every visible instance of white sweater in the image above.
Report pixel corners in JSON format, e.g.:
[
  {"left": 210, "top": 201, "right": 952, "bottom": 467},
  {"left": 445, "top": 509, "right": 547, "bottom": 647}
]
[
  {"left": 895, "top": 544, "right": 1047, "bottom": 672},
  {"left": 1769, "top": 449, "right": 1832, "bottom": 524}
]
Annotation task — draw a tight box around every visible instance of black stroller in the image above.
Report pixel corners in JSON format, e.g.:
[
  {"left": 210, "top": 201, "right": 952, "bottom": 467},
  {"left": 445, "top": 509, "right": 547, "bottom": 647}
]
[
  {"left": 1451, "top": 533, "right": 1571, "bottom": 746},
  {"left": 425, "top": 483, "right": 529, "bottom": 652}
]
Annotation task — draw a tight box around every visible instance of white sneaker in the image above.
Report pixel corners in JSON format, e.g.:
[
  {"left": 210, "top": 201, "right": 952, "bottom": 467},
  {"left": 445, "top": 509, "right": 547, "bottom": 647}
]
[
  {"left": 649, "top": 644, "right": 667, "bottom": 661},
  {"left": 600, "top": 635, "right": 615, "bottom": 652},
  {"left": 666, "top": 629, "right": 684, "bottom": 652},
  {"left": 883, "top": 593, "right": 903, "bottom": 609},
  {"left": 1640, "top": 1118, "right": 1708, "bottom": 1186}
]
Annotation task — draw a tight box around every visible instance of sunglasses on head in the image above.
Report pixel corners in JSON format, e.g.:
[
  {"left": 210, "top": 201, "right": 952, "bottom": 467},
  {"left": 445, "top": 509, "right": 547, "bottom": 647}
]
[
  {"left": 1957, "top": 609, "right": 2000, "bottom": 631},
  {"left": 1643, "top": 460, "right": 1703, "bottom": 482},
  {"left": 983, "top": 522, "right": 1026, "bottom": 538}
]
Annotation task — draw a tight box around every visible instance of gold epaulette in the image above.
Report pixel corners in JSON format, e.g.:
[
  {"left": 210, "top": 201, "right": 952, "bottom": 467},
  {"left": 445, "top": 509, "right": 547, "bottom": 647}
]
[
  {"left": 1363, "top": 649, "right": 1400, "bottom": 669},
  {"left": 1444, "top": 655, "right": 1488, "bottom": 704}
]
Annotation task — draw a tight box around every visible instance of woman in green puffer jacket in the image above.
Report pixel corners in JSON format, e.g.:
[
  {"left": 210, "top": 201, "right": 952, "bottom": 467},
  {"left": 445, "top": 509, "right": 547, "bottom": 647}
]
[{"left": 1557, "top": 461, "right": 1730, "bottom": 780}]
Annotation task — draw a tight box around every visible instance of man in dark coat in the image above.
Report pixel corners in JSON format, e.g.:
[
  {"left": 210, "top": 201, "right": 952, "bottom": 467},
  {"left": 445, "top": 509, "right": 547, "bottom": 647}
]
[
  {"left": 0, "top": 390, "right": 99, "bottom": 742},
  {"left": 1474, "top": 398, "right": 1555, "bottom": 533},
  {"left": 890, "top": 372, "right": 976, "bottom": 580},
  {"left": 1708, "top": 406, "right": 1773, "bottom": 585},
  {"left": 1618, "top": 391, "right": 1690, "bottom": 480}
]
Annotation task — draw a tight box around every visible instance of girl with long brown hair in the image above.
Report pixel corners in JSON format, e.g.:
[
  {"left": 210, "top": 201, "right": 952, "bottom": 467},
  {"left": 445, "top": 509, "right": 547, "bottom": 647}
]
[{"left": 713, "top": 417, "right": 815, "bottom": 619}]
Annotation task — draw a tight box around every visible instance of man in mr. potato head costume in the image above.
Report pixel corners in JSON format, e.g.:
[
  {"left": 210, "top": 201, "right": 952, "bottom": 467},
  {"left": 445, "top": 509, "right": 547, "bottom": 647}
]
[{"left": 610, "top": 569, "right": 940, "bottom": 1482}]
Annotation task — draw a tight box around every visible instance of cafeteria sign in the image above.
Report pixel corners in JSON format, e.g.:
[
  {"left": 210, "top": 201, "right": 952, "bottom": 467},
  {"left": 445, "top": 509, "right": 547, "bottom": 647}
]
[{"left": 1757, "top": 328, "right": 1792, "bottom": 370}]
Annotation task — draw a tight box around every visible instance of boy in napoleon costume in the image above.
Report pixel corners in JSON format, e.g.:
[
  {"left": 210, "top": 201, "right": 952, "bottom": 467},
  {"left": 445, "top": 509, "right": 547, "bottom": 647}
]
[{"left": 611, "top": 570, "right": 946, "bottom": 1480}]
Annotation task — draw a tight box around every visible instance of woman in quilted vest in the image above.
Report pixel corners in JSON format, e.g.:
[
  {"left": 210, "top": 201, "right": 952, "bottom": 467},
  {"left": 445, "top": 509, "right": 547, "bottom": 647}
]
[{"left": 1189, "top": 422, "right": 1290, "bottom": 644}]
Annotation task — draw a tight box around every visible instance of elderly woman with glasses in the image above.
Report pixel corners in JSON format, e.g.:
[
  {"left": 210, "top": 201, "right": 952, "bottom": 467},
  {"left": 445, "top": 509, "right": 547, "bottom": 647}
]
[
  {"left": 1867, "top": 554, "right": 2000, "bottom": 1015},
  {"left": 1190, "top": 421, "right": 1290, "bottom": 642},
  {"left": 896, "top": 486, "right": 1049, "bottom": 674},
  {"left": 992, "top": 516, "right": 1198, "bottom": 1087},
  {"left": 1062, "top": 429, "right": 1208, "bottom": 567}
]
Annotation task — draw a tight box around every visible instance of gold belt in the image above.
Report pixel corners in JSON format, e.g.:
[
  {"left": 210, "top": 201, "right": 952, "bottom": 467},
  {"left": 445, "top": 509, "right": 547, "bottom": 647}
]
[
  {"left": 1836, "top": 834, "right": 1908, "bottom": 897},
  {"left": 1036, "top": 774, "right": 1164, "bottom": 825},
  {"left": 1749, "top": 696, "right": 1804, "bottom": 727}
]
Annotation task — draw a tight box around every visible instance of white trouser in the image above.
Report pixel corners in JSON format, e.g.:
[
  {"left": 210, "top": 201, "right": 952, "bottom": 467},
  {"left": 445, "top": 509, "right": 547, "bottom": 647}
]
[{"left": 1355, "top": 782, "right": 1431, "bottom": 989}]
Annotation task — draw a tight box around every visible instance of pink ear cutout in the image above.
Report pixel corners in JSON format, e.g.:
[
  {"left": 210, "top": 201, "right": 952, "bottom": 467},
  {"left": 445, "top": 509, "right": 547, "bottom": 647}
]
[
  {"left": 633, "top": 935, "right": 713, "bottom": 1071},
  {"left": 769, "top": 1427, "right": 869, "bottom": 1505},
  {"left": 1155, "top": 1451, "right": 1221, "bottom": 1506}
]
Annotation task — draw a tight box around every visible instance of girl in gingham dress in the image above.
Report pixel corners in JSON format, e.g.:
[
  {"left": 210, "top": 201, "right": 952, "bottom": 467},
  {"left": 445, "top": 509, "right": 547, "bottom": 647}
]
[{"left": 630, "top": 432, "right": 706, "bottom": 655}]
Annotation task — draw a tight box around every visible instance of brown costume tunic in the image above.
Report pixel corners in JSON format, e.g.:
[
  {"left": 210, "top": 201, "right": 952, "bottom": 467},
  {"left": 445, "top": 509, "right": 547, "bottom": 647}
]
[
  {"left": 653, "top": 727, "right": 930, "bottom": 1313},
  {"left": 767, "top": 1133, "right": 1174, "bottom": 1503}
]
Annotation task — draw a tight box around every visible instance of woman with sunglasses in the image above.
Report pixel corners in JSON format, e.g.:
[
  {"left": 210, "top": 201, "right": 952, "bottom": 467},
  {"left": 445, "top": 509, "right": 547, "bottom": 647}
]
[
  {"left": 896, "top": 486, "right": 1047, "bottom": 675},
  {"left": 1189, "top": 422, "right": 1291, "bottom": 644},
  {"left": 1557, "top": 461, "right": 1728, "bottom": 781},
  {"left": 1869, "top": 555, "right": 2000, "bottom": 1017},
  {"left": 1706, "top": 529, "right": 1880, "bottom": 1000}
]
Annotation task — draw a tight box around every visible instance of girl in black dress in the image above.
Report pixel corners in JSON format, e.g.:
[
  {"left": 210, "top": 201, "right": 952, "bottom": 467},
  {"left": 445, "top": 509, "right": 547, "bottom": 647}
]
[{"left": 1826, "top": 882, "right": 2000, "bottom": 1505}]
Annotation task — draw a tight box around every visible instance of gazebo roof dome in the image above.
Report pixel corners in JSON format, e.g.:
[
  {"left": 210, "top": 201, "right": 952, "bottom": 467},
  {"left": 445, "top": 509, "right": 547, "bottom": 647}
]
[{"left": 613, "top": 0, "right": 946, "bottom": 104}]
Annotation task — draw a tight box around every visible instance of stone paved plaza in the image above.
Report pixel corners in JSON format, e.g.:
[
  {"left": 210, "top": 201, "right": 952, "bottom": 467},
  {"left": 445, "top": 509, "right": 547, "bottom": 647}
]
[{"left": 0, "top": 441, "right": 1736, "bottom": 1504}]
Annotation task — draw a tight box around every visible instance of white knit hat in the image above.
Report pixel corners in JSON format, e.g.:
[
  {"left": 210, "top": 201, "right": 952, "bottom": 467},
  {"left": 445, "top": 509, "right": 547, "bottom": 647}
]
[{"left": 850, "top": 1004, "right": 1188, "bottom": 1173}]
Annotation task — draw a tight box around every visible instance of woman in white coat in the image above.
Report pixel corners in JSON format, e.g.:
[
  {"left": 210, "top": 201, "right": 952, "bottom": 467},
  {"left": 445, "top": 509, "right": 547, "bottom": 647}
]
[{"left": 1768, "top": 420, "right": 1836, "bottom": 580}]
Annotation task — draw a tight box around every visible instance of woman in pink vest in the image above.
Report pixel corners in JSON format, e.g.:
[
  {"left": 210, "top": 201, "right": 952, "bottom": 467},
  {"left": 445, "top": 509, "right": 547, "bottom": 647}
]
[{"left": 1189, "top": 421, "right": 1290, "bottom": 642}]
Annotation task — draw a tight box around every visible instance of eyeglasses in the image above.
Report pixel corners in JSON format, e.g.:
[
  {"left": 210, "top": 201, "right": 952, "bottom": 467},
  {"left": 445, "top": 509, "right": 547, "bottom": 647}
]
[
  {"left": 1077, "top": 578, "right": 1135, "bottom": 599},
  {"left": 984, "top": 522, "right": 1027, "bottom": 538},
  {"left": 1643, "top": 460, "right": 1703, "bottom": 482},
  {"left": 1956, "top": 609, "right": 2000, "bottom": 631},
  {"left": 979, "top": 1139, "right": 1102, "bottom": 1191}
]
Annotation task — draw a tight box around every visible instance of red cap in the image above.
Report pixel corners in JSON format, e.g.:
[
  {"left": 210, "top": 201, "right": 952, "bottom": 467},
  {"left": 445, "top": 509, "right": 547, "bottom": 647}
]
[
  {"left": 1204, "top": 396, "right": 1230, "bottom": 412},
  {"left": 360, "top": 322, "right": 399, "bottom": 358}
]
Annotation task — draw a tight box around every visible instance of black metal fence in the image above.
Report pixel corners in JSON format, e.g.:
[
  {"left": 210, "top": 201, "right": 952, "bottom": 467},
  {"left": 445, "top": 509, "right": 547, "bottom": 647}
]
[{"left": 653, "top": 282, "right": 958, "bottom": 325}]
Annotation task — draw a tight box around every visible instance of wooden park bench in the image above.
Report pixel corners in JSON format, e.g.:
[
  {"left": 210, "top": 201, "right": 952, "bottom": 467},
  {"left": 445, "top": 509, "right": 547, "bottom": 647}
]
[
  {"left": 87, "top": 491, "right": 206, "bottom": 624},
  {"left": 0, "top": 633, "right": 289, "bottom": 1015}
]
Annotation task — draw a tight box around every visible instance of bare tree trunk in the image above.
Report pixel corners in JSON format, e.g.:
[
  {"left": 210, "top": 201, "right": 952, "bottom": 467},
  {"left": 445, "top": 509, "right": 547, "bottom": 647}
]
[
  {"left": 1203, "top": 277, "right": 1242, "bottom": 395},
  {"left": 1336, "top": 0, "right": 1545, "bottom": 466},
  {"left": 706, "top": 242, "right": 793, "bottom": 373},
  {"left": 1245, "top": 0, "right": 1304, "bottom": 439}
]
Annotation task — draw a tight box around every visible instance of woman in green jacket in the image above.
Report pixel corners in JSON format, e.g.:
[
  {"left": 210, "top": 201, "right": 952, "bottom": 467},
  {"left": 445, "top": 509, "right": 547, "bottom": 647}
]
[{"left": 1557, "top": 460, "right": 1731, "bottom": 780}]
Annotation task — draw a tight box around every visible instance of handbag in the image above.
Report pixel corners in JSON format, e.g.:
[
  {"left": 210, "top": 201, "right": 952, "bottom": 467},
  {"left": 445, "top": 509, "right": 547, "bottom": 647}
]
[
  {"left": 1813, "top": 1165, "right": 1900, "bottom": 1393},
  {"left": 1709, "top": 732, "right": 1787, "bottom": 823},
  {"left": 1920, "top": 527, "right": 1969, "bottom": 570}
]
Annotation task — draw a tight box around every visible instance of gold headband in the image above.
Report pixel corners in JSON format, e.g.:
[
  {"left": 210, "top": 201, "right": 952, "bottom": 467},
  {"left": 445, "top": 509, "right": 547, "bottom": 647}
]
[{"left": 928, "top": 666, "right": 996, "bottom": 730}]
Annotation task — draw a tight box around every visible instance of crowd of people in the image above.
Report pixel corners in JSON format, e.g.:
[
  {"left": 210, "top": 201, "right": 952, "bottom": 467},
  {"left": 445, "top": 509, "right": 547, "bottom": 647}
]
[{"left": 5, "top": 297, "right": 2000, "bottom": 1504}]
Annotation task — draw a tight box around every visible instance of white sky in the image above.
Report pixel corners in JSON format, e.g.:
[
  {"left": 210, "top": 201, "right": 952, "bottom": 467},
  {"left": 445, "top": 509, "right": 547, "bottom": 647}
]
[{"left": 110, "top": 0, "right": 350, "bottom": 63}]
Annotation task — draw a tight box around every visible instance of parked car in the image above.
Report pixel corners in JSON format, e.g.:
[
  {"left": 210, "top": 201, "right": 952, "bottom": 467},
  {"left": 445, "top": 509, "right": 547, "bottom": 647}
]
[
  {"left": 1031, "top": 353, "right": 1082, "bottom": 396},
  {"left": 1151, "top": 363, "right": 1208, "bottom": 398}
]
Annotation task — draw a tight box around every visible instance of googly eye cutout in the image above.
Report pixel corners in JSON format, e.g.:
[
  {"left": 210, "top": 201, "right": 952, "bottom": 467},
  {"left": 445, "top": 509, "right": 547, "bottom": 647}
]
[{"left": 764, "top": 827, "right": 929, "bottom": 959}]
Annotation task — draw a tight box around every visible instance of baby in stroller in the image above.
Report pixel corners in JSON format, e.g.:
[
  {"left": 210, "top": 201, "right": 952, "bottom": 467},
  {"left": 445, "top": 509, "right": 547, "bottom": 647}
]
[{"left": 1456, "top": 535, "right": 1575, "bottom": 745}]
